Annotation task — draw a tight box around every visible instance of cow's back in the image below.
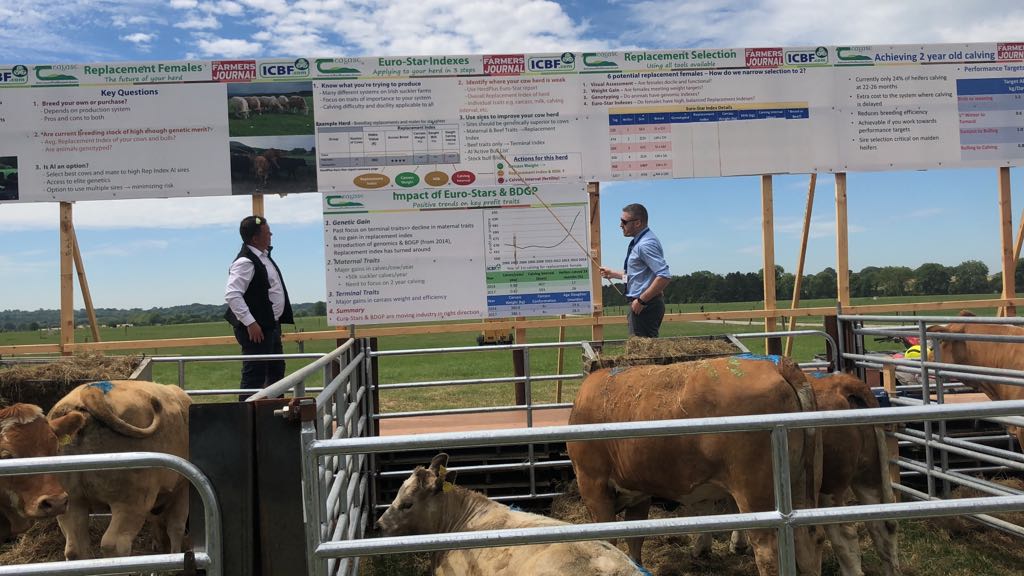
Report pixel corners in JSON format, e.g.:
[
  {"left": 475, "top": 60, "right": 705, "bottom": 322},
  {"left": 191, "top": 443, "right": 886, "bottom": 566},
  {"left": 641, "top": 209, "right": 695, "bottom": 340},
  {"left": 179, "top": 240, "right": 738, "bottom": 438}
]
[
  {"left": 49, "top": 380, "right": 190, "bottom": 499},
  {"left": 437, "top": 508, "right": 641, "bottom": 576},
  {"left": 50, "top": 380, "right": 189, "bottom": 455},
  {"left": 568, "top": 357, "right": 808, "bottom": 500}
]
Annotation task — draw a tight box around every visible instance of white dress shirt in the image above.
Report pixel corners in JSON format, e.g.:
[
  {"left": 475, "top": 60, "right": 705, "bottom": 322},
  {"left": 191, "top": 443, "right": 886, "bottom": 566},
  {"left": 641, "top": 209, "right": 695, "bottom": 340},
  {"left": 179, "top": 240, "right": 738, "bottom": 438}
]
[{"left": 225, "top": 245, "right": 285, "bottom": 327}]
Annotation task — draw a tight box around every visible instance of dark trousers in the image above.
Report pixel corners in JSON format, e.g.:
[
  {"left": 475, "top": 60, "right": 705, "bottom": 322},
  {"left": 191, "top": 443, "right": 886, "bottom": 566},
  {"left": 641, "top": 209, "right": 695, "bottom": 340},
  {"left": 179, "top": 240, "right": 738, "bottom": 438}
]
[
  {"left": 627, "top": 296, "right": 665, "bottom": 338},
  {"left": 233, "top": 323, "right": 284, "bottom": 400}
]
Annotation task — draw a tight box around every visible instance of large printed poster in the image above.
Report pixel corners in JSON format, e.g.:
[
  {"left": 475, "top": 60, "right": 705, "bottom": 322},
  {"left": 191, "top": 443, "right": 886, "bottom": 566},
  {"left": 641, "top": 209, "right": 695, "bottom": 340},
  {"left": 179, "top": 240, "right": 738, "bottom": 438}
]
[
  {"left": 4, "top": 42, "right": 1024, "bottom": 323},
  {"left": 322, "top": 183, "right": 591, "bottom": 325}
]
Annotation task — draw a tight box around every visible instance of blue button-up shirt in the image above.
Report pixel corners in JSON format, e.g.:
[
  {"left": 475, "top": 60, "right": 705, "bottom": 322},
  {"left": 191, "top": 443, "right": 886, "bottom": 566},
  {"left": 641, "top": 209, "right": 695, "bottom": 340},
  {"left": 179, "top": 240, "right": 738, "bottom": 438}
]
[{"left": 625, "top": 228, "right": 671, "bottom": 298}]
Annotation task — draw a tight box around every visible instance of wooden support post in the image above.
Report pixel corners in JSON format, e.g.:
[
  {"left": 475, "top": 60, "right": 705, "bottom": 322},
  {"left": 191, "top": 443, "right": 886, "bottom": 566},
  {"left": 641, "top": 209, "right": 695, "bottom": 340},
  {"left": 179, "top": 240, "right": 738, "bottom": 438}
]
[
  {"left": 588, "top": 182, "right": 604, "bottom": 344},
  {"left": 999, "top": 167, "right": 1016, "bottom": 316},
  {"left": 251, "top": 194, "right": 265, "bottom": 217},
  {"left": 835, "top": 173, "right": 851, "bottom": 308},
  {"left": 881, "top": 365, "right": 901, "bottom": 501},
  {"left": 761, "top": 175, "right": 780, "bottom": 355},
  {"left": 785, "top": 174, "right": 816, "bottom": 357},
  {"left": 59, "top": 202, "right": 75, "bottom": 355},
  {"left": 70, "top": 225, "right": 101, "bottom": 344}
]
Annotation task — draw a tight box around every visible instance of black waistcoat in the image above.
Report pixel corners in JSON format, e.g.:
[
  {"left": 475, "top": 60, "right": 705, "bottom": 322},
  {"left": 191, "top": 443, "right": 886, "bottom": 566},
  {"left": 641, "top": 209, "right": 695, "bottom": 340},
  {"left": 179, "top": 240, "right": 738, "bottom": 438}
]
[{"left": 224, "top": 245, "right": 294, "bottom": 328}]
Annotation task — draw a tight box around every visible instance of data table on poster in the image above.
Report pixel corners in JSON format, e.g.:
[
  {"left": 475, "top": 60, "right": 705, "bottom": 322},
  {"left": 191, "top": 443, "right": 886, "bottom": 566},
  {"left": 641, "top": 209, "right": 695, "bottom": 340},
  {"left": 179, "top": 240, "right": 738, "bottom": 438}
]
[
  {"left": 485, "top": 269, "right": 591, "bottom": 317},
  {"left": 318, "top": 124, "right": 460, "bottom": 168},
  {"left": 482, "top": 205, "right": 591, "bottom": 317},
  {"left": 957, "top": 78, "right": 1024, "bottom": 161},
  {"left": 606, "top": 104, "right": 809, "bottom": 179}
]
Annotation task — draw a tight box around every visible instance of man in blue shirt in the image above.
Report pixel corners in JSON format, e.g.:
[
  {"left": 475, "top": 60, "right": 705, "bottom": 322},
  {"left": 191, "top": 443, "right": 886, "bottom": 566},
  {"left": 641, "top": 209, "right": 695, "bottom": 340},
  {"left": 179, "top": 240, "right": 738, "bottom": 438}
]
[{"left": 600, "top": 203, "right": 671, "bottom": 337}]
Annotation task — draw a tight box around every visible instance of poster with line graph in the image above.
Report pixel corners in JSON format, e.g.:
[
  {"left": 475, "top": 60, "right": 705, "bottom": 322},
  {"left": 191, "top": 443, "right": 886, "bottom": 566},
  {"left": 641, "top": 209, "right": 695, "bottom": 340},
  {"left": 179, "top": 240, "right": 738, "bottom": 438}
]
[
  {"left": 484, "top": 205, "right": 592, "bottom": 317},
  {"left": 323, "top": 183, "right": 592, "bottom": 325}
]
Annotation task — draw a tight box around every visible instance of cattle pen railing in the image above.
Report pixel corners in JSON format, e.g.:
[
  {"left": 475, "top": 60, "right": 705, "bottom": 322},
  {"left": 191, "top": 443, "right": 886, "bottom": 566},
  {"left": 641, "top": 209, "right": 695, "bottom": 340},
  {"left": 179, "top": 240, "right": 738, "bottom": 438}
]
[
  {"left": 0, "top": 452, "right": 222, "bottom": 576},
  {"left": 837, "top": 313, "right": 1024, "bottom": 537},
  {"left": 303, "top": 400, "right": 1024, "bottom": 576}
]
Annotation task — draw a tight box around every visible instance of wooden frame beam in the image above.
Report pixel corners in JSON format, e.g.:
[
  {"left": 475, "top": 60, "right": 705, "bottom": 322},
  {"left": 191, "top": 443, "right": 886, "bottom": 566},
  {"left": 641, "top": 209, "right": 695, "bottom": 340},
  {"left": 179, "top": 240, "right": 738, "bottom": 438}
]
[
  {"left": 835, "top": 173, "right": 850, "bottom": 308},
  {"left": 999, "top": 167, "right": 1016, "bottom": 316}
]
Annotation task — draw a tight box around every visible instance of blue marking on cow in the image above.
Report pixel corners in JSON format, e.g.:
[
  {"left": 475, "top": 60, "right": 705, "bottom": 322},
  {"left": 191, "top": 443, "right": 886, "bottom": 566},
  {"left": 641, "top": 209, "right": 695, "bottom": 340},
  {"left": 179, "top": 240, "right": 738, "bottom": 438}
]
[
  {"left": 610, "top": 366, "right": 628, "bottom": 376},
  {"left": 87, "top": 380, "right": 114, "bottom": 394},
  {"left": 633, "top": 562, "right": 653, "bottom": 576},
  {"left": 508, "top": 503, "right": 523, "bottom": 512},
  {"left": 808, "top": 371, "right": 832, "bottom": 379},
  {"left": 734, "top": 353, "right": 781, "bottom": 365}
]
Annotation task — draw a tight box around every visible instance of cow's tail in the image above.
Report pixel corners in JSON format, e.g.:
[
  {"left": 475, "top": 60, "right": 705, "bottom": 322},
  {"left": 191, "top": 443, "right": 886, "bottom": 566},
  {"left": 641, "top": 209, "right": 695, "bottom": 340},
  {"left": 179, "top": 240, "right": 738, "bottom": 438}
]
[
  {"left": 873, "top": 425, "right": 896, "bottom": 505},
  {"left": 778, "top": 358, "right": 822, "bottom": 511},
  {"left": 840, "top": 379, "right": 896, "bottom": 505},
  {"left": 81, "top": 385, "right": 162, "bottom": 438}
]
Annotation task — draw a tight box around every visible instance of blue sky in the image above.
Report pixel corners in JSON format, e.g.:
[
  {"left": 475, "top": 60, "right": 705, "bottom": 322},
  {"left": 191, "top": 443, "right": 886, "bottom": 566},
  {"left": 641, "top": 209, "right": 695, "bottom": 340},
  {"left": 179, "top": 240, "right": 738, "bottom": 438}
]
[{"left": 2, "top": 0, "right": 1024, "bottom": 310}]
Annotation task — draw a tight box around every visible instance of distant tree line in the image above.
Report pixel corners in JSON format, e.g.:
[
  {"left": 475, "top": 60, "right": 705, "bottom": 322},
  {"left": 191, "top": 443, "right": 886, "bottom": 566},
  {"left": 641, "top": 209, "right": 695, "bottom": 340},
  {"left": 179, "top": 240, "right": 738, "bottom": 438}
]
[
  {"left": 602, "top": 259, "right": 1022, "bottom": 306},
  {"left": 0, "top": 301, "right": 327, "bottom": 332}
]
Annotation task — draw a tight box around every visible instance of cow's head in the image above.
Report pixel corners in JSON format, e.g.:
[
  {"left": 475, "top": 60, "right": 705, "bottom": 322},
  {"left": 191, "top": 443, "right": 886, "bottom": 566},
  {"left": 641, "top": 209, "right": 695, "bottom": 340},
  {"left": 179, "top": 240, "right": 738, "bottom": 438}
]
[
  {"left": 0, "top": 404, "right": 86, "bottom": 535},
  {"left": 376, "top": 453, "right": 455, "bottom": 536},
  {"left": 927, "top": 310, "right": 974, "bottom": 364}
]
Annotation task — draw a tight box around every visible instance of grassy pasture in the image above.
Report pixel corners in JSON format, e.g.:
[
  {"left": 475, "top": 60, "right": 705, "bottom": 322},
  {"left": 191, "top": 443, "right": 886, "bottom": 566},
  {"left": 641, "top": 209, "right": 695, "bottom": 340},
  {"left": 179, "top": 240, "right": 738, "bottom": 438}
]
[
  {"left": 0, "top": 293, "right": 1010, "bottom": 407},
  {"left": 227, "top": 96, "right": 314, "bottom": 137}
]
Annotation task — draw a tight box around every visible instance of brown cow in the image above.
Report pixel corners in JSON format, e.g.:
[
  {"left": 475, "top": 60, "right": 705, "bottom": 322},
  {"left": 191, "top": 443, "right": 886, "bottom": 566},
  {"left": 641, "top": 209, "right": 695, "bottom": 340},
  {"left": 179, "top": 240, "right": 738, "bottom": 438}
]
[
  {"left": 695, "top": 372, "right": 900, "bottom": 576},
  {"left": 377, "top": 453, "right": 644, "bottom": 576},
  {"left": 287, "top": 95, "right": 308, "bottom": 115},
  {"left": 0, "top": 404, "right": 85, "bottom": 541},
  {"left": 928, "top": 311, "right": 1024, "bottom": 448},
  {"left": 567, "top": 356, "right": 823, "bottom": 576},
  {"left": 48, "top": 380, "right": 191, "bottom": 559}
]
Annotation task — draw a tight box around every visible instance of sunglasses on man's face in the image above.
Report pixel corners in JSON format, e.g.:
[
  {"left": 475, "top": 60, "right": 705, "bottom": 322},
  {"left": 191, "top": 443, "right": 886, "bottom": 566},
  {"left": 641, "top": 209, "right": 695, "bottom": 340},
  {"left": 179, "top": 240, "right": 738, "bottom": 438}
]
[{"left": 620, "top": 218, "right": 637, "bottom": 226}]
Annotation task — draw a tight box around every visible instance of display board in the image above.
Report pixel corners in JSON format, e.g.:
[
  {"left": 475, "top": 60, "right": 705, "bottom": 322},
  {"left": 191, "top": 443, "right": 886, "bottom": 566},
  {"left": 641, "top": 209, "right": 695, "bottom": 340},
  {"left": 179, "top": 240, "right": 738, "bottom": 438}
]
[{"left": 3, "top": 42, "right": 1024, "bottom": 324}]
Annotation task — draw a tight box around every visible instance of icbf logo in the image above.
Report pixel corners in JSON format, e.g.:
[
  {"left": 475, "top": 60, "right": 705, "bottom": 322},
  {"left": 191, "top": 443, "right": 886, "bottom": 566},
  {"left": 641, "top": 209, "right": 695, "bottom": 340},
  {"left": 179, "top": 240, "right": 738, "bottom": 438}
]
[
  {"left": 260, "top": 58, "right": 310, "bottom": 78},
  {"left": 528, "top": 52, "right": 576, "bottom": 72},
  {"left": 785, "top": 47, "right": 829, "bottom": 65},
  {"left": 0, "top": 64, "right": 28, "bottom": 84}
]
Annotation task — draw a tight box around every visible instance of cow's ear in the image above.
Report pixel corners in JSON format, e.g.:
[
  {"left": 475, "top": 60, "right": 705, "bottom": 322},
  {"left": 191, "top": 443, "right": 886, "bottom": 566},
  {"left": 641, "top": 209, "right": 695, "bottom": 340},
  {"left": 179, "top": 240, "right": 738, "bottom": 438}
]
[
  {"left": 959, "top": 310, "right": 976, "bottom": 317},
  {"left": 429, "top": 453, "right": 449, "bottom": 474},
  {"left": 50, "top": 411, "right": 86, "bottom": 439}
]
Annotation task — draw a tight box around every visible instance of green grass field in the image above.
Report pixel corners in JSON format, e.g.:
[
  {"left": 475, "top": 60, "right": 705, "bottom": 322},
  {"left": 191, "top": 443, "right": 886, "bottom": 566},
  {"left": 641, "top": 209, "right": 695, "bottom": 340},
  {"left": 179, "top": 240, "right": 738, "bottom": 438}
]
[
  {"left": 0, "top": 293, "right": 1011, "bottom": 410},
  {"left": 228, "top": 96, "right": 314, "bottom": 137}
]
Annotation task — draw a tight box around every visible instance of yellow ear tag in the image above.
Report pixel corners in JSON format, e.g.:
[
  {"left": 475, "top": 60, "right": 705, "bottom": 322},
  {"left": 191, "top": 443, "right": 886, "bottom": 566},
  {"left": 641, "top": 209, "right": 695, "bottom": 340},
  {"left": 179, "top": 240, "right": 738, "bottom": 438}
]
[
  {"left": 443, "top": 481, "right": 454, "bottom": 492},
  {"left": 58, "top": 435, "right": 72, "bottom": 447}
]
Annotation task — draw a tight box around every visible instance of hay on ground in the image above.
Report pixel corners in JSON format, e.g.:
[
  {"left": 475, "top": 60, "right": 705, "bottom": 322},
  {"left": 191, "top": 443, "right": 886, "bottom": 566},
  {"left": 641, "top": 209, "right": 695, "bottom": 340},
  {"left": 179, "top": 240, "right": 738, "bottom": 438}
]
[
  {"left": 0, "top": 353, "right": 140, "bottom": 411},
  {"left": 585, "top": 336, "right": 741, "bottom": 372},
  {"left": 0, "top": 516, "right": 159, "bottom": 565}
]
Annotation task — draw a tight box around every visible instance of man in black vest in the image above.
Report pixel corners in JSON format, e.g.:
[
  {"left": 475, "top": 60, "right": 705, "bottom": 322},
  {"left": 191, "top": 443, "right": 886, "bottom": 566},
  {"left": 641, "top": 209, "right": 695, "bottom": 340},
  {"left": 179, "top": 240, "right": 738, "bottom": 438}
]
[{"left": 224, "top": 215, "right": 294, "bottom": 399}]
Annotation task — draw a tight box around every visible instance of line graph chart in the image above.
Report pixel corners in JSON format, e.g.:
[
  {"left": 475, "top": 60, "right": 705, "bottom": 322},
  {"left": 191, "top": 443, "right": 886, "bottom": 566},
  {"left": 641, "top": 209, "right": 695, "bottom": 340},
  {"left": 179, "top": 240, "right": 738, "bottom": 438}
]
[{"left": 483, "top": 205, "right": 592, "bottom": 318}]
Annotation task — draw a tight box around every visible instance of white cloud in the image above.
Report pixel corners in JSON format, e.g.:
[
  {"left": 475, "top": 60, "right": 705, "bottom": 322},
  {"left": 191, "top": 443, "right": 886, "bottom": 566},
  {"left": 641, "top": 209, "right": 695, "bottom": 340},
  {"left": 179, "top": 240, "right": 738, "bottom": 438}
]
[
  {"left": 627, "top": 0, "right": 1024, "bottom": 47},
  {"left": 213, "top": 1, "right": 245, "bottom": 16},
  {"left": 176, "top": 14, "right": 221, "bottom": 30},
  {"left": 121, "top": 32, "right": 157, "bottom": 48},
  {"left": 170, "top": 0, "right": 199, "bottom": 8},
  {"left": 196, "top": 36, "right": 262, "bottom": 57},
  {"left": 0, "top": 194, "right": 322, "bottom": 231},
  {"left": 83, "top": 239, "right": 170, "bottom": 258}
]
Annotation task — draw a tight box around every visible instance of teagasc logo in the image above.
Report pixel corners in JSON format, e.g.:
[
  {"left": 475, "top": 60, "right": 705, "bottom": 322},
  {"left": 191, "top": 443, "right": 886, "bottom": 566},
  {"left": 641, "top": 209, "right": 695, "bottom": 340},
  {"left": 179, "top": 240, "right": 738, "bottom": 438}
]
[
  {"left": 836, "top": 47, "right": 874, "bottom": 63},
  {"left": 785, "top": 46, "right": 829, "bottom": 65},
  {"left": 34, "top": 64, "right": 78, "bottom": 83},
  {"left": 316, "top": 58, "right": 361, "bottom": 76},
  {"left": 528, "top": 52, "right": 576, "bottom": 72},
  {"left": 0, "top": 65, "right": 28, "bottom": 84},
  {"left": 582, "top": 53, "right": 618, "bottom": 68},
  {"left": 260, "top": 58, "right": 310, "bottom": 79}
]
